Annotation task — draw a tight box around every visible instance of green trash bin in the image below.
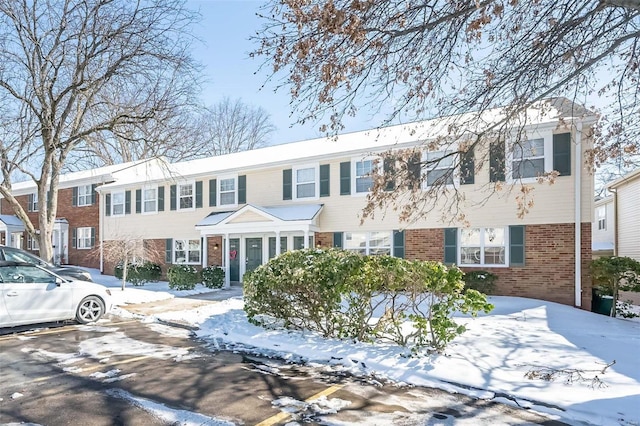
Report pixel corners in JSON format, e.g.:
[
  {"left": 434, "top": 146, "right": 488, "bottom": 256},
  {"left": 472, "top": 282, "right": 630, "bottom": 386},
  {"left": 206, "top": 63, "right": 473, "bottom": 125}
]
[{"left": 595, "top": 295, "right": 614, "bottom": 316}]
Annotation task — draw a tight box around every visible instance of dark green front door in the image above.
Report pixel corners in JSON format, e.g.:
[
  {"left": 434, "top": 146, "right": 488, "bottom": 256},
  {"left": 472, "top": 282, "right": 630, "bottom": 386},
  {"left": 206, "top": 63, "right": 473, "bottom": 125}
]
[
  {"left": 245, "top": 238, "right": 263, "bottom": 274},
  {"left": 229, "top": 238, "right": 240, "bottom": 282}
]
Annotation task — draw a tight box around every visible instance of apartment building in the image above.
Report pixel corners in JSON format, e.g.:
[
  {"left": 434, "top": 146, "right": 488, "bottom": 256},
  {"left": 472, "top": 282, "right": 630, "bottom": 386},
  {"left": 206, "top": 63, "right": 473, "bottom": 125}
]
[{"left": 1, "top": 100, "right": 597, "bottom": 308}]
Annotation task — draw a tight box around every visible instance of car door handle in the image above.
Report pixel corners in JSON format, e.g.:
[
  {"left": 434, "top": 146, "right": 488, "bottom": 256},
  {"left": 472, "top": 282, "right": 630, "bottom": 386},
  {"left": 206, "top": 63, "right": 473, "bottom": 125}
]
[{"left": 6, "top": 291, "right": 18, "bottom": 297}]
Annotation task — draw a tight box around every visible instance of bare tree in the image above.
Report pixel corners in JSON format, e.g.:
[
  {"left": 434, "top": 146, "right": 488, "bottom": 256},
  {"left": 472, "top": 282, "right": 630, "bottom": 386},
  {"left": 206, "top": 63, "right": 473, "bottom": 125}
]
[
  {"left": 198, "top": 97, "right": 276, "bottom": 156},
  {"left": 0, "top": 0, "right": 200, "bottom": 261},
  {"left": 254, "top": 0, "right": 640, "bottom": 222},
  {"left": 98, "top": 237, "right": 164, "bottom": 291}
]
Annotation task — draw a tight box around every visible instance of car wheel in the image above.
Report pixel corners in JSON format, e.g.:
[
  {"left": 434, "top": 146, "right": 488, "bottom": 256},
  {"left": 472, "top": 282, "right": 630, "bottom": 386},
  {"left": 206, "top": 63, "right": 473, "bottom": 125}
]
[{"left": 76, "top": 296, "right": 105, "bottom": 324}]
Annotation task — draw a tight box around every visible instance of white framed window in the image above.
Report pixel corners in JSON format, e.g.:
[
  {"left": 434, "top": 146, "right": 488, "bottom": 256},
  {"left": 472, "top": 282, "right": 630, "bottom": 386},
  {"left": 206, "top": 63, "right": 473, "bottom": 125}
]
[
  {"left": 77, "top": 227, "right": 94, "bottom": 249},
  {"left": 293, "top": 165, "right": 318, "bottom": 200},
  {"left": 459, "top": 227, "right": 507, "bottom": 266},
  {"left": 111, "top": 191, "right": 125, "bottom": 216},
  {"left": 512, "top": 138, "right": 545, "bottom": 179},
  {"left": 597, "top": 206, "right": 606, "bottom": 230},
  {"left": 425, "top": 151, "right": 455, "bottom": 186},
  {"left": 173, "top": 238, "right": 201, "bottom": 264},
  {"left": 355, "top": 158, "right": 375, "bottom": 193},
  {"left": 178, "top": 182, "right": 194, "bottom": 210},
  {"left": 28, "top": 193, "right": 38, "bottom": 212},
  {"left": 345, "top": 231, "right": 392, "bottom": 255},
  {"left": 27, "top": 235, "right": 39, "bottom": 251},
  {"left": 218, "top": 176, "right": 237, "bottom": 206},
  {"left": 143, "top": 187, "right": 157, "bottom": 213},
  {"left": 77, "top": 185, "right": 93, "bottom": 206}
]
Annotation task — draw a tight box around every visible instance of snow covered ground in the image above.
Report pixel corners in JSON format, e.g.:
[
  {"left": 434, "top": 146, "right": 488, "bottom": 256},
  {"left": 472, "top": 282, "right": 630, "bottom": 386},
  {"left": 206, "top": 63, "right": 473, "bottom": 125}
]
[{"left": 91, "top": 269, "right": 640, "bottom": 426}]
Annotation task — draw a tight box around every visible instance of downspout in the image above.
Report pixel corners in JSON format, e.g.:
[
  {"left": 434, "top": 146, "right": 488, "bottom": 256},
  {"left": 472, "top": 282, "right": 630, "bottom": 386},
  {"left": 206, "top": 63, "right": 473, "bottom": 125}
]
[
  {"left": 611, "top": 188, "right": 618, "bottom": 256},
  {"left": 574, "top": 122, "right": 583, "bottom": 307},
  {"left": 98, "top": 189, "right": 104, "bottom": 273}
]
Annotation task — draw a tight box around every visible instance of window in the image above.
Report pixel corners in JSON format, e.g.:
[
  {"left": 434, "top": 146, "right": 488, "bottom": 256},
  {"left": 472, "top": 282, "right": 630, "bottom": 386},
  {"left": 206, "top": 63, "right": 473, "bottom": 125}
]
[
  {"left": 27, "top": 236, "right": 39, "bottom": 251},
  {"left": 355, "top": 159, "right": 374, "bottom": 193},
  {"left": 143, "top": 187, "right": 157, "bottom": 213},
  {"left": 294, "top": 166, "right": 317, "bottom": 199},
  {"left": 178, "top": 183, "right": 194, "bottom": 210},
  {"left": 513, "top": 138, "right": 545, "bottom": 179},
  {"left": 28, "top": 193, "right": 38, "bottom": 212},
  {"left": 425, "top": 151, "right": 454, "bottom": 186},
  {"left": 345, "top": 231, "right": 392, "bottom": 255},
  {"left": 597, "top": 206, "right": 606, "bottom": 230},
  {"left": 77, "top": 227, "right": 94, "bottom": 249},
  {"left": 112, "top": 191, "right": 125, "bottom": 216},
  {"left": 77, "top": 185, "right": 93, "bottom": 206},
  {"left": 219, "top": 177, "right": 237, "bottom": 206},
  {"left": 293, "top": 235, "right": 315, "bottom": 250},
  {"left": 460, "top": 227, "right": 506, "bottom": 266},
  {"left": 173, "top": 239, "right": 200, "bottom": 264}
]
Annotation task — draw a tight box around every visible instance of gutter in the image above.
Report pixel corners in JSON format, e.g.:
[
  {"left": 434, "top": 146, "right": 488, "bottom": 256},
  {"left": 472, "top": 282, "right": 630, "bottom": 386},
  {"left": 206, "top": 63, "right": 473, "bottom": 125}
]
[{"left": 574, "top": 123, "right": 583, "bottom": 307}]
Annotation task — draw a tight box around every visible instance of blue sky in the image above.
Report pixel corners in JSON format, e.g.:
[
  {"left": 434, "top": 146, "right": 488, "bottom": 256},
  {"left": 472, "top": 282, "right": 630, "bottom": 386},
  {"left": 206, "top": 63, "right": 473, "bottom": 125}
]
[{"left": 187, "top": 0, "right": 376, "bottom": 145}]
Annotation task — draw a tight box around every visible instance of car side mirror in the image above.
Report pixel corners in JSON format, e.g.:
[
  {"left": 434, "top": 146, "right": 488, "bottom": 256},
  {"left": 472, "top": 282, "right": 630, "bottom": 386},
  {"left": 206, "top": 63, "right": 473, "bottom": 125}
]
[{"left": 55, "top": 277, "right": 63, "bottom": 287}]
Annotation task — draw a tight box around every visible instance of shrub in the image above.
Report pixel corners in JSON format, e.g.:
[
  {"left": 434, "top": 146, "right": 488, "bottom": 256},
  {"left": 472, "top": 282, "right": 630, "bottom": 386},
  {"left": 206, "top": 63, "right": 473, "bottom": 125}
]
[
  {"left": 114, "top": 261, "right": 162, "bottom": 286},
  {"left": 463, "top": 270, "right": 497, "bottom": 294},
  {"left": 167, "top": 265, "right": 199, "bottom": 290},
  {"left": 201, "top": 266, "right": 225, "bottom": 289},
  {"left": 244, "top": 248, "right": 493, "bottom": 353},
  {"left": 591, "top": 256, "right": 640, "bottom": 317}
]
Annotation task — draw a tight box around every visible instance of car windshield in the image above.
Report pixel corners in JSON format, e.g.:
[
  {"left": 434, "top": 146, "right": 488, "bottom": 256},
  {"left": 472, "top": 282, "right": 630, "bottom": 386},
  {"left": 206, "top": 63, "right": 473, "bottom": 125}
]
[{"left": 3, "top": 249, "right": 53, "bottom": 267}]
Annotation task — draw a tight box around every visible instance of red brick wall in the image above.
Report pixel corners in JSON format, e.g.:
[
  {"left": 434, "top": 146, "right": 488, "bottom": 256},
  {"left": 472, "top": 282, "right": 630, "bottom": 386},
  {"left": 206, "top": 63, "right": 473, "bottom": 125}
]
[
  {"left": 315, "top": 232, "right": 334, "bottom": 248},
  {"left": 405, "top": 223, "right": 592, "bottom": 309},
  {"left": 102, "top": 238, "right": 167, "bottom": 277},
  {"left": 206, "top": 236, "right": 223, "bottom": 266}
]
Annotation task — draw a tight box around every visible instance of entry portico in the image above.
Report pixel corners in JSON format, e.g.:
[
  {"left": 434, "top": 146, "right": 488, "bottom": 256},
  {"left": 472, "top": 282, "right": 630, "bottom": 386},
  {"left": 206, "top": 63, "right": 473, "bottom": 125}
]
[{"left": 196, "top": 204, "right": 324, "bottom": 287}]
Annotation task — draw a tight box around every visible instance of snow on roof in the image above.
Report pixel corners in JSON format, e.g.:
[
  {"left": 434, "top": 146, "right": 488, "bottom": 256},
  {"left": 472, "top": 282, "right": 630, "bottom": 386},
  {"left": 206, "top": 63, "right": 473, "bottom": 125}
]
[
  {"left": 195, "top": 204, "right": 324, "bottom": 228},
  {"left": 9, "top": 157, "right": 166, "bottom": 193},
  {"left": 96, "top": 158, "right": 175, "bottom": 191},
  {"left": 607, "top": 167, "right": 640, "bottom": 189},
  {"left": 0, "top": 215, "right": 24, "bottom": 227}
]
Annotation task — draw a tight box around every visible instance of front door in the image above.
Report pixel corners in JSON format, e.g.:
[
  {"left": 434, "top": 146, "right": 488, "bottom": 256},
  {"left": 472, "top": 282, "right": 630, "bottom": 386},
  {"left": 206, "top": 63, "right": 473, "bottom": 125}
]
[
  {"left": 245, "top": 238, "right": 263, "bottom": 275},
  {"left": 229, "top": 238, "right": 240, "bottom": 282}
]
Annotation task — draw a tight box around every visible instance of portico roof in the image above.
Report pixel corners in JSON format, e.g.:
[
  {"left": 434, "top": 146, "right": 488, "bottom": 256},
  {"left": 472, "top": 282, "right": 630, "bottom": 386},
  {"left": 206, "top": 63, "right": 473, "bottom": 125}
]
[
  {"left": 0, "top": 215, "right": 26, "bottom": 233},
  {"left": 195, "top": 204, "right": 324, "bottom": 235}
]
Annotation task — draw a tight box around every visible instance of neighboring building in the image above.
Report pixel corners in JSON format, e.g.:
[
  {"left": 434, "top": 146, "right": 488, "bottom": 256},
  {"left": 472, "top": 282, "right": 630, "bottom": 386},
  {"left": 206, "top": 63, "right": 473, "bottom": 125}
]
[
  {"left": 93, "top": 100, "right": 596, "bottom": 309},
  {"left": 592, "top": 196, "right": 615, "bottom": 258},
  {"left": 608, "top": 168, "right": 640, "bottom": 261}
]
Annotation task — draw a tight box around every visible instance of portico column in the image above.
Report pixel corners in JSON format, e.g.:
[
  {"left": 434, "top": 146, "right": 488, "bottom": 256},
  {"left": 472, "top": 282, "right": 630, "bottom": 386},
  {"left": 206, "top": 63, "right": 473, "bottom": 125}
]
[
  {"left": 202, "top": 236, "right": 208, "bottom": 268},
  {"left": 303, "top": 229, "right": 309, "bottom": 249},
  {"left": 275, "top": 230, "right": 281, "bottom": 255},
  {"left": 224, "top": 233, "right": 230, "bottom": 288}
]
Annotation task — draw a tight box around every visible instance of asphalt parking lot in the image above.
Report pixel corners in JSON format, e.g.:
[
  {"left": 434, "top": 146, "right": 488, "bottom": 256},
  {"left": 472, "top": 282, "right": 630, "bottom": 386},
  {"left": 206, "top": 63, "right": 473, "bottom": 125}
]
[{"left": 0, "top": 315, "right": 568, "bottom": 425}]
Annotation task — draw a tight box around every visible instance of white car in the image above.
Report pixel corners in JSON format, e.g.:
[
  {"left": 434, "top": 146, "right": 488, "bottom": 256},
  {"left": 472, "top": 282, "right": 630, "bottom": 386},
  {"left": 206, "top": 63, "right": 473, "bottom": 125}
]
[{"left": 0, "top": 261, "right": 112, "bottom": 328}]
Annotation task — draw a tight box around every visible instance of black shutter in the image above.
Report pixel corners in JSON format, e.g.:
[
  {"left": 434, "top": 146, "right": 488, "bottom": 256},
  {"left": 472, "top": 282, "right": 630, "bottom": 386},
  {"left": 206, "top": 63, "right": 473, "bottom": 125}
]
[
  {"left": 90, "top": 227, "right": 95, "bottom": 248},
  {"left": 384, "top": 157, "right": 396, "bottom": 191},
  {"left": 238, "top": 175, "right": 247, "bottom": 204},
  {"left": 135, "top": 189, "right": 142, "bottom": 213},
  {"left": 509, "top": 225, "right": 525, "bottom": 266},
  {"left": 72, "top": 187, "right": 78, "bottom": 207},
  {"left": 91, "top": 184, "right": 97, "bottom": 205},
  {"left": 408, "top": 153, "right": 422, "bottom": 188},
  {"left": 27, "top": 194, "right": 33, "bottom": 212},
  {"left": 195, "top": 181, "right": 203, "bottom": 208},
  {"left": 444, "top": 228, "right": 458, "bottom": 264},
  {"left": 170, "top": 185, "right": 177, "bottom": 210},
  {"left": 393, "top": 230, "right": 405, "bottom": 258},
  {"left": 125, "top": 190, "right": 131, "bottom": 214},
  {"left": 209, "top": 179, "right": 217, "bottom": 207},
  {"left": 553, "top": 133, "right": 571, "bottom": 176},
  {"left": 490, "top": 141, "right": 506, "bottom": 182},
  {"left": 339, "top": 161, "right": 351, "bottom": 195},
  {"left": 283, "top": 169, "right": 292, "bottom": 200},
  {"left": 158, "top": 186, "right": 165, "bottom": 211},
  {"left": 72, "top": 228, "right": 77, "bottom": 249},
  {"left": 105, "top": 194, "right": 111, "bottom": 216},
  {"left": 319, "top": 164, "right": 330, "bottom": 197},
  {"left": 165, "top": 239, "right": 173, "bottom": 263},
  {"left": 460, "top": 148, "right": 475, "bottom": 185},
  {"left": 333, "top": 232, "right": 343, "bottom": 248}
]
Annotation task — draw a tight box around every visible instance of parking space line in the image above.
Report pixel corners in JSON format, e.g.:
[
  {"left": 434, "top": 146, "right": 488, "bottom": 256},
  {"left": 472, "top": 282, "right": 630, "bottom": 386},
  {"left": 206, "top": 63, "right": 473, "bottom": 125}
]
[
  {"left": 254, "top": 384, "right": 344, "bottom": 426},
  {"left": 0, "top": 320, "right": 138, "bottom": 342}
]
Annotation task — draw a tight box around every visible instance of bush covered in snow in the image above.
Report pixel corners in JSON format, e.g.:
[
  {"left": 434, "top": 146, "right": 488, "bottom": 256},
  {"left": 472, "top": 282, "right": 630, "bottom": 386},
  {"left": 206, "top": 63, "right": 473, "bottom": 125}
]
[
  {"left": 114, "top": 261, "right": 162, "bottom": 286},
  {"left": 243, "top": 248, "right": 493, "bottom": 353},
  {"left": 167, "top": 265, "right": 199, "bottom": 290},
  {"left": 201, "top": 266, "right": 225, "bottom": 289},
  {"left": 463, "top": 270, "right": 497, "bottom": 294}
]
